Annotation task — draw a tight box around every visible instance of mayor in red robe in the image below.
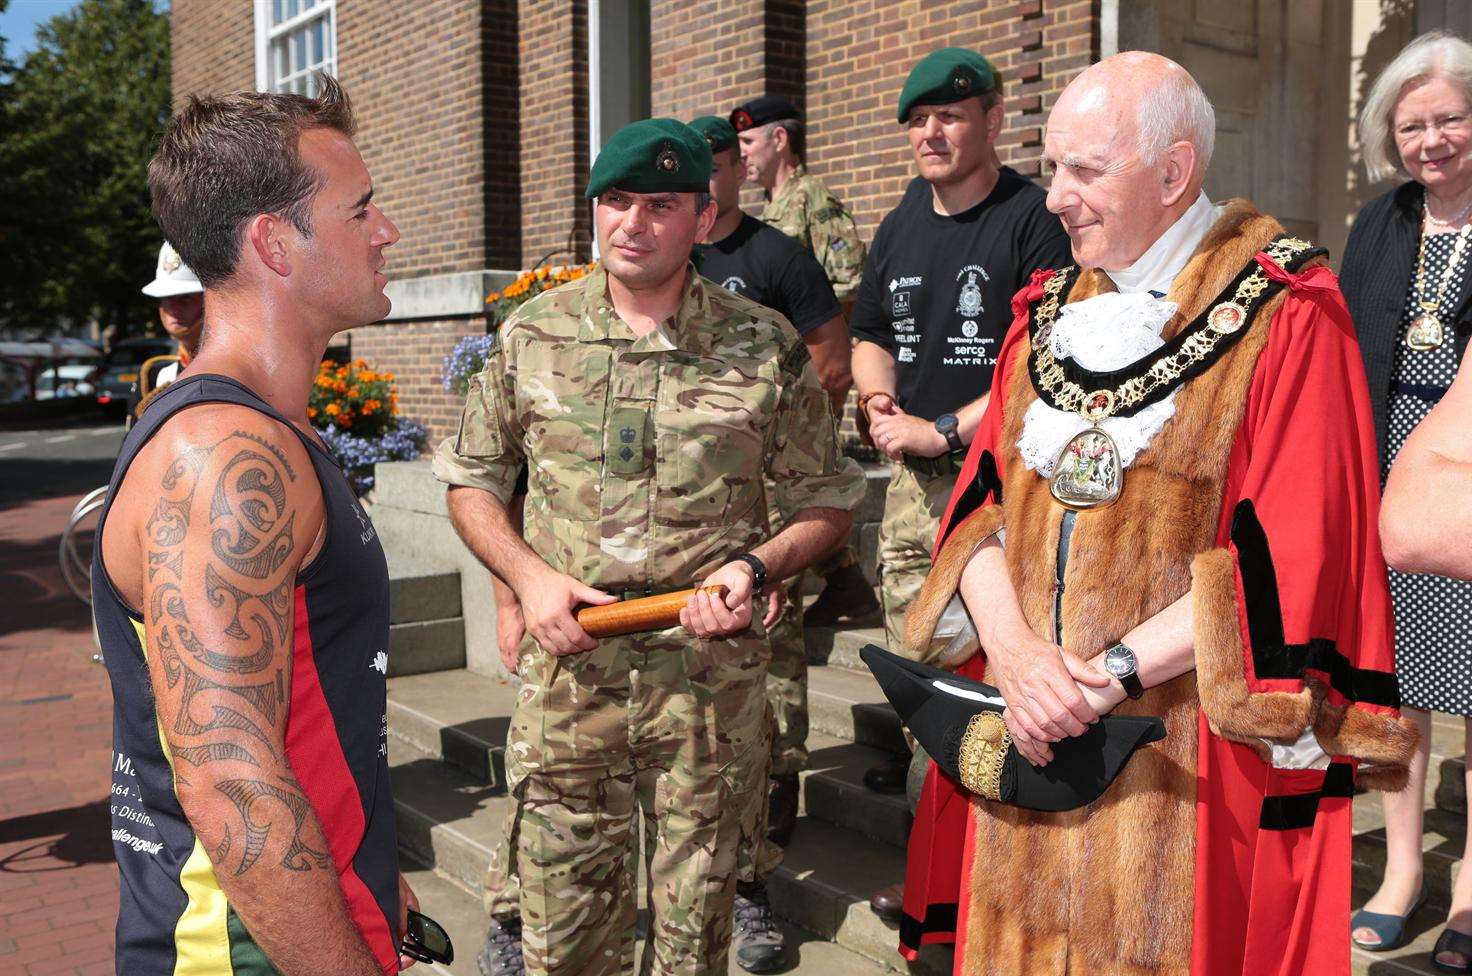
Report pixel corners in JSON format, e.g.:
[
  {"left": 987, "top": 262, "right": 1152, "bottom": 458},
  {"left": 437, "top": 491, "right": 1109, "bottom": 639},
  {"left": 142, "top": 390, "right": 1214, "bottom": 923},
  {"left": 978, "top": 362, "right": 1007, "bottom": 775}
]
[{"left": 893, "top": 54, "right": 1416, "bottom": 975}]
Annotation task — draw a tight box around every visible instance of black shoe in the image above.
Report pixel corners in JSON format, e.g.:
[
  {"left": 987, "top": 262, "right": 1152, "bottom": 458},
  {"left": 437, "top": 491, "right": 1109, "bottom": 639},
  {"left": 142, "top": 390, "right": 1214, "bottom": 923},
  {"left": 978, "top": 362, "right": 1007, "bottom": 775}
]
[
  {"left": 863, "top": 757, "right": 908, "bottom": 795},
  {"left": 802, "top": 563, "right": 880, "bottom": 627},
  {"left": 766, "top": 774, "right": 799, "bottom": 846},
  {"left": 733, "top": 882, "right": 787, "bottom": 973},
  {"left": 476, "top": 915, "right": 525, "bottom": 976}
]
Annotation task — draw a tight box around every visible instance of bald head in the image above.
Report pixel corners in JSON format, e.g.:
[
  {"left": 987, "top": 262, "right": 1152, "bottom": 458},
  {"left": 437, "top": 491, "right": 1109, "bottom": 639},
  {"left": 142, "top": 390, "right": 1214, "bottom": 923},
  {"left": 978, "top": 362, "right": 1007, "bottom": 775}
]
[
  {"left": 1042, "top": 52, "right": 1216, "bottom": 271},
  {"left": 1060, "top": 53, "right": 1215, "bottom": 175}
]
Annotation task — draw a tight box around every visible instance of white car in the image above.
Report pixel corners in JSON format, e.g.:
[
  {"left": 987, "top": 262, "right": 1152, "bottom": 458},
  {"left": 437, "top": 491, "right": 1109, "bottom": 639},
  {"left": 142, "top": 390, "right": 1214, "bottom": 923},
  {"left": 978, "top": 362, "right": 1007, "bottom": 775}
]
[{"left": 34, "top": 364, "right": 97, "bottom": 400}]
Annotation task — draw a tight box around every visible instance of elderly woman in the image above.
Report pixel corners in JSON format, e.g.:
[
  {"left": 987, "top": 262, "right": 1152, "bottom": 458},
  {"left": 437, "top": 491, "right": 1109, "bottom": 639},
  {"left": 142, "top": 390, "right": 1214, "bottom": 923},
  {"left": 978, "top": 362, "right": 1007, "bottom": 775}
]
[{"left": 1344, "top": 30, "right": 1472, "bottom": 969}]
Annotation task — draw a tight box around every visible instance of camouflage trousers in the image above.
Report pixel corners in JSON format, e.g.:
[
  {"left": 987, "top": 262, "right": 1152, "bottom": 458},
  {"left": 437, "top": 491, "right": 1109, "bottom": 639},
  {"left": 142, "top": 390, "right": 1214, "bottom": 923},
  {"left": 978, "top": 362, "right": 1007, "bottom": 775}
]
[
  {"left": 877, "top": 463, "right": 958, "bottom": 656},
  {"left": 487, "top": 628, "right": 770, "bottom": 976},
  {"left": 763, "top": 493, "right": 808, "bottom": 781}
]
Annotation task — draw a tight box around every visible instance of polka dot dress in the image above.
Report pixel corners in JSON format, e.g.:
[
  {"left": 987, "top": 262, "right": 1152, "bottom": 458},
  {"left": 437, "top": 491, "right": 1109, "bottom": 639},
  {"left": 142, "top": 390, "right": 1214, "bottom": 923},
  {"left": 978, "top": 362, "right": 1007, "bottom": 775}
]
[{"left": 1385, "top": 227, "right": 1472, "bottom": 715}]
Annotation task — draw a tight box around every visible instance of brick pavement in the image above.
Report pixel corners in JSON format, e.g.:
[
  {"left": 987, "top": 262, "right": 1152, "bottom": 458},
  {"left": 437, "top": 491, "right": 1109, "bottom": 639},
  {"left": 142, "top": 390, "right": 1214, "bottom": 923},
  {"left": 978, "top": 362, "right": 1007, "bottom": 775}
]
[{"left": 1, "top": 492, "right": 119, "bottom": 975}]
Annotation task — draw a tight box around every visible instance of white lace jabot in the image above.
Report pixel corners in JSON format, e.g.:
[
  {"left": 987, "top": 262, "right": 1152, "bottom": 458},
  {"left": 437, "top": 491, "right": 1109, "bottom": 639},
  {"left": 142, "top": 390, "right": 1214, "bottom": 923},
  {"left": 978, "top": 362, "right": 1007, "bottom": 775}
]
[{"left": 1017, "top": 292, "right": 1181, "bottom": 477}]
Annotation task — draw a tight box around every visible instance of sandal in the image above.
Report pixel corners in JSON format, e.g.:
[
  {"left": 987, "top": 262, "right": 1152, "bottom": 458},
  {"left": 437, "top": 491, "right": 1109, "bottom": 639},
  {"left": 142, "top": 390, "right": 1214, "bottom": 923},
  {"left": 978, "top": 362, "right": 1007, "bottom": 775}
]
[
  {"left": 1434, "top": 926, "right": 1472, "bottom": 973},
  {"left": 1350, "top": 887, "right": 1427, "bottom": 952}
]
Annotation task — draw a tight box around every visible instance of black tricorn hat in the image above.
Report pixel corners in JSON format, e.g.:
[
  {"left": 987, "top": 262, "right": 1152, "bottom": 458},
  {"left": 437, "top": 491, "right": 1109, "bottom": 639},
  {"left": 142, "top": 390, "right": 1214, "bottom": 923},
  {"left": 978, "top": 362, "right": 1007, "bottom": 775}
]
[{"left": 860, "top": 644, "right": 1166, "bottom": 811}]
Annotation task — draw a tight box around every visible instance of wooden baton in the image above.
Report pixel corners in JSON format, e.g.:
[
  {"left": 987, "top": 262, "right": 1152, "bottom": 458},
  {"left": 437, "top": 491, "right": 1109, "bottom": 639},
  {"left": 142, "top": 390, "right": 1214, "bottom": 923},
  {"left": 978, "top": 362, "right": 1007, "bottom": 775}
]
[{"left": 576, "top": 586, "right": 728, "bottom": 638}]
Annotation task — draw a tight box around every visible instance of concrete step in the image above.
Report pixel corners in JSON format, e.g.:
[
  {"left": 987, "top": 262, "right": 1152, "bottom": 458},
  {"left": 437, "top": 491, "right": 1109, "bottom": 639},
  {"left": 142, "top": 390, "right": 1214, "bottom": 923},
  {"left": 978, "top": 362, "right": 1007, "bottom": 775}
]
[
  {"left": 387, "top": 551, "right": 462, "bottom": 624},
  {"left": 388, "top": 668, "right": 517, "bottom": 789},
  {"left": 805, "top": 623, "right": 887, "bottom": 675},
  {"left": 389, "top": 617, "right": 467, "bottom": 676},
  {"left": 392, "top": 734, "right": 941, "bottom": 974},
  {"left": 808, "top": 664, "right": 908, "bottom": 756},
  {"left": 803, "top": 735, "right": 912, "bottom": 849},
  {"left": 768, "top": 817, "right": 951, "bottom": 975}
]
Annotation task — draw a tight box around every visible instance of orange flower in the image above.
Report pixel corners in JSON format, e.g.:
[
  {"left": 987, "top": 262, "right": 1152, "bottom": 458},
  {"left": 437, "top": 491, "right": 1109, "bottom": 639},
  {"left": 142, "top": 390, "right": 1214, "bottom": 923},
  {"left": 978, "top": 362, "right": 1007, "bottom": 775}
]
[
  {"left": 339, "top": 414, "right": 353, "bottom": 428},
  {"left": 324, "top": 402, "right": 341, "bottom": 416},
  {"left": 363, "top": 399, "right": 381, "bottom": 412},
  {"left": 307, "top": 406, "right": 318, "bottom": 419},
  {"left": 348, "top": 386, "right": 361, "bottom": 398}
]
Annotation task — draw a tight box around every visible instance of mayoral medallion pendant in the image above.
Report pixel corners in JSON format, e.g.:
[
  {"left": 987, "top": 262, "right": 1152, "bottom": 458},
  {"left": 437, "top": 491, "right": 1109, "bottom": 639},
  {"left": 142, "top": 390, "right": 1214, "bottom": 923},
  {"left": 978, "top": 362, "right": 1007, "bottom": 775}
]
[
  {"left": 1406, "top": 308, "right": 1446, "bottom": 351},
  {"left": 1049, "top": 426, "right": 1123, "bottom": 510}
]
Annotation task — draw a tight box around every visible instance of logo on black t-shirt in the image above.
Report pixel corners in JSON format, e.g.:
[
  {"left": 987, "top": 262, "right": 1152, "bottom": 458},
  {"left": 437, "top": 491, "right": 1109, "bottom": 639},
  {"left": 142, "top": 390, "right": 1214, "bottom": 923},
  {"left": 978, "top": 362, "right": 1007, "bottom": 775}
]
[
  {"left": 892, "top": 291, "right": 911, "bottom": 316},
  {"left": 721, "top": 275, "right": 748, "bottom": 294},
  {"left": 955, "top": 265, "right": 989, "bottom": 317}
]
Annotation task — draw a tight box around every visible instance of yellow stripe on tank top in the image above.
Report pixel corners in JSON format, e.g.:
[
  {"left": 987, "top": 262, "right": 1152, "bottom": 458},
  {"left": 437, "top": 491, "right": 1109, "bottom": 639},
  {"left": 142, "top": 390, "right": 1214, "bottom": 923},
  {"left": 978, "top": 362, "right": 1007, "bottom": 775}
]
[{"left": 129, "top": 617, "right": 235, "bottom": 975}]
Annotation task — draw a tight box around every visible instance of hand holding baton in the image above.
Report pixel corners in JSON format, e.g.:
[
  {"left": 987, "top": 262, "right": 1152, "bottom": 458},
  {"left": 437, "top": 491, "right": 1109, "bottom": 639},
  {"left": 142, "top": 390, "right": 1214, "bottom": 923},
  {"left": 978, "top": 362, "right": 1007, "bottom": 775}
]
[{"left": 576, "top": 586, "right": 729, "bottom": 638}]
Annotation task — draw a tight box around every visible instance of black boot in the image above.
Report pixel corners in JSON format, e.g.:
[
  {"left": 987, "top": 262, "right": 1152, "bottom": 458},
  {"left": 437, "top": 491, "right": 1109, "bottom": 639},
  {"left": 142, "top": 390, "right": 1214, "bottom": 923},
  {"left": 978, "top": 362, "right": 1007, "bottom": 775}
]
[
  {"left": 733, "top": 881, "right": 787, "bottom": 973},
  {"left": 766, "top": 774, "right": 799, "bottom": 846},
  {"left": 475, "top": 914, "right": 525, "bottom": 976},
  {"left": 802, "top": 562, "right": 880, "bottom": 627}
]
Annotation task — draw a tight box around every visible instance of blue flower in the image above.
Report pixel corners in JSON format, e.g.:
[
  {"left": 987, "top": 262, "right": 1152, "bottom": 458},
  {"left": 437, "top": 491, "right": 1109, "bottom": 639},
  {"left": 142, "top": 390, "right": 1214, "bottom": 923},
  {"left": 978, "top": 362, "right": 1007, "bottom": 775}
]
[
  {"left": 319, "top": 418, "right": 427, "bottom": 496},
  {"left": 442, "top": 333, "right": 497, "bottom": 394}
]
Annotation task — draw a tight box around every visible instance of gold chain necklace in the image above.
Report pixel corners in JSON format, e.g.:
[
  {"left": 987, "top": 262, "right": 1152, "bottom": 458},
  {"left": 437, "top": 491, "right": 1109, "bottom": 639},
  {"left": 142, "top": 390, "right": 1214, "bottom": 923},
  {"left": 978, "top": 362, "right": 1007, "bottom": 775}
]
[
  {"left": 1030, "top": 236, "right": 1314, "bottom": 509},
  {"left": 1407, "top": 202, "right": 1472, "bottom": 351}
]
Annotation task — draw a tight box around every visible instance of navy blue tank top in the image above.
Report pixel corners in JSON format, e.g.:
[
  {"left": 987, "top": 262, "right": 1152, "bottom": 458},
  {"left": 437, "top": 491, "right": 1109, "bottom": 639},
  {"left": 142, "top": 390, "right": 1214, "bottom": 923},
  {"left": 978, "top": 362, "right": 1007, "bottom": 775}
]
[{"left": 94, "top": 374, "right": 398, "bottom": 975}]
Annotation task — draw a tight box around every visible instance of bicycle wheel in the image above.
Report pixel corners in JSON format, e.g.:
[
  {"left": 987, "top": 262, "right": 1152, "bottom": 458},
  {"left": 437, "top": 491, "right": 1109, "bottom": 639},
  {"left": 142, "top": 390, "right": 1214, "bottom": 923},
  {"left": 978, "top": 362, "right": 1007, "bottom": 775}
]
[{"left": 60, "top": 486, "right": 108, "bottom": 606}]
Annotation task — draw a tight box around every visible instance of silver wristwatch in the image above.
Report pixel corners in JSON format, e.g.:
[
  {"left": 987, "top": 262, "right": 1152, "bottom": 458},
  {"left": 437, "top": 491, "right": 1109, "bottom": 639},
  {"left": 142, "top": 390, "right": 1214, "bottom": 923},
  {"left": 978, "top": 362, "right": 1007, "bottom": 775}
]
[{"left": 1103, "top": 642, "right": 1144, "bottom": 700}]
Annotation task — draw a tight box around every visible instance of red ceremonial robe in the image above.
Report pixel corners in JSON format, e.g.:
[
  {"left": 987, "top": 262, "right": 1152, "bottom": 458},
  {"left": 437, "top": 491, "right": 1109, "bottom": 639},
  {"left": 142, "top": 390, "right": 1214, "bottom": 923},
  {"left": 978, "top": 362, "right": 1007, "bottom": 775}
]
[{"left": 896, "top": 202, "right": 1416, "bottom": 975}]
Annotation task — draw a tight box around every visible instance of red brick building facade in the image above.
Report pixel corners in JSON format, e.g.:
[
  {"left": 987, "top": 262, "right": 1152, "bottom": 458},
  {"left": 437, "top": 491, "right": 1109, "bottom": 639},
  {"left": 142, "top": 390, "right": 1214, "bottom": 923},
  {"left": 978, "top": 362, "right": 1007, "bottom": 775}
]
[{"left": 169, "top": 0, "right": 1444, "bottom": 444}]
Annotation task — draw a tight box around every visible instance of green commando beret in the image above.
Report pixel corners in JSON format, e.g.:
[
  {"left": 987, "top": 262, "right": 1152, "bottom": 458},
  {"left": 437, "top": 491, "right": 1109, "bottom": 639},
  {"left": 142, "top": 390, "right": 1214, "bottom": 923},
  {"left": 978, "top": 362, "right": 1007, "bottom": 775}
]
[
  {"left": 689, "top": 115, "right": 738, "bottom": 155},
  {"left": 585, "top": 118, "right": 713, "bottom": 198},
  {"left": 897, "top": 47, "right": 999, "bottom": 123}
]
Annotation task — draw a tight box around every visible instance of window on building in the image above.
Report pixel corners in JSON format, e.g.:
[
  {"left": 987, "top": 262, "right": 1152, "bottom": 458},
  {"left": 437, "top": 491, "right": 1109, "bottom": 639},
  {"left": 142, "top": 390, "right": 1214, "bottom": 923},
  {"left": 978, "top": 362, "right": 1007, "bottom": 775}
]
[
  {"left": 254, "top": 0, "right": 337, "bottom": 96},
  {"left": 589, "top": 0, "right": 651, "bottom": 156}
]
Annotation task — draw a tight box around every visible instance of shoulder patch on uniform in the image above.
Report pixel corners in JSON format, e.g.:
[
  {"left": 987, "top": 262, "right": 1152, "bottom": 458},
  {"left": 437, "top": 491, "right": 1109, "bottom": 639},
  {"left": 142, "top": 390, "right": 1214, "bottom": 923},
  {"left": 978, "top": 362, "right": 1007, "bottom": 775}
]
[{"left": 781, "top": 339, "right": 812, "bottom": 377}]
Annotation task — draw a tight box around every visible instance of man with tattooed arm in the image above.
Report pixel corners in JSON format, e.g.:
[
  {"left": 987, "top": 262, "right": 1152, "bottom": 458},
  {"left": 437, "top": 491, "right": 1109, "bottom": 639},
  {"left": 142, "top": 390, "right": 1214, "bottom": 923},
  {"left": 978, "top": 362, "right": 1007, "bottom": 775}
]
[{"left": 95, "top": 77, "right": 411, "bottom": 974}]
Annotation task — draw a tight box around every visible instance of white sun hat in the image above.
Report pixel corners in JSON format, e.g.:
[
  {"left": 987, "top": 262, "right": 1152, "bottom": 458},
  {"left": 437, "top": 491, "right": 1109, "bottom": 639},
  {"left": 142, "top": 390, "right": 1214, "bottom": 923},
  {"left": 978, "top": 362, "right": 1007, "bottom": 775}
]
[{"left": 141, "top": 242, "right": 203, "bottom": 298}]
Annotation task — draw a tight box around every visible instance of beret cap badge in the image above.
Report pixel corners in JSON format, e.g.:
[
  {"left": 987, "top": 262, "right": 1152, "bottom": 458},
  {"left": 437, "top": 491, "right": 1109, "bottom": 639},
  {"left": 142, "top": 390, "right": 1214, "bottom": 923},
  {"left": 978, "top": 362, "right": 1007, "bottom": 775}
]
[
  {"left": 954, "top": 72, "right": 971, "bottom": 92},
  {"left": 656, "top": 145, "right": 680, "bottom": 173}
]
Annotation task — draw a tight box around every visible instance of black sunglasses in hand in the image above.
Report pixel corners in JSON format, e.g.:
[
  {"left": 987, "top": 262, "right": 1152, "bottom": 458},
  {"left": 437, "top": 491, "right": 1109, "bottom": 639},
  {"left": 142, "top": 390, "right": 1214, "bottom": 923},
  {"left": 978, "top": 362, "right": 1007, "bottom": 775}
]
[{"left": 401, "top": 909, "right": 454, "bottom": 966}]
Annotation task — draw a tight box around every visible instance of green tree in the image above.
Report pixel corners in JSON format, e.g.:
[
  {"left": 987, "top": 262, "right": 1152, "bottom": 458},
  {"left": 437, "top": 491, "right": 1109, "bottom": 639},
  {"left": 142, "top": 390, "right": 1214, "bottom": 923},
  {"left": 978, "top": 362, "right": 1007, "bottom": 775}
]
[{"left": 0, "top": 0, "right": 169, "bottom": 338}]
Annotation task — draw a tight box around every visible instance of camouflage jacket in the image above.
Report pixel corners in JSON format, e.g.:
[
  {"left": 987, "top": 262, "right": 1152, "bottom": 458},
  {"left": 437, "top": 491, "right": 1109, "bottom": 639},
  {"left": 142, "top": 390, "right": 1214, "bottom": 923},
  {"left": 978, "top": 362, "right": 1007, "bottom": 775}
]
[
  {"left": 434, "top": 266, "right": 866, "bottom": 593},
  {"left": 761, "top": 165, "right": 866, "bottom": 301}
]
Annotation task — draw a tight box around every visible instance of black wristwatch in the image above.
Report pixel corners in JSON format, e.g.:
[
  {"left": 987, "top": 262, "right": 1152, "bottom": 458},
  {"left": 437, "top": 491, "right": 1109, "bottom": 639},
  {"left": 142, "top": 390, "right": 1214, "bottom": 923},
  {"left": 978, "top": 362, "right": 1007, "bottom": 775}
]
[
  {"left": 1103, "top": 642, "right": 1144, "bottom": 700},
  {"left": 934, "top": 413, "right": 964, "bottom": 453},
  {"left": 733, "top": 553, "right": 768, "bottom": 595}
]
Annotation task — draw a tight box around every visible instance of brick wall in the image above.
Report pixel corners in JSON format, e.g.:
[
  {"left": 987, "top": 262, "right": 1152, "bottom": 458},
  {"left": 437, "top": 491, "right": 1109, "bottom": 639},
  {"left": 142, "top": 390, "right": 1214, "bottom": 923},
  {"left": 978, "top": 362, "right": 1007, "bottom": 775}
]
[
  {"left": 520, "top": 1, "right": 592, "bottom": 263},
  {"left": 169, "top": 0, "right": 254, "bottom": 106},
  {"left": 349, "top": 317, "right": 488, "bottom": 447},
  {"left": 338, "top": 0, "right": 492, "bottom": 279},
  {"left": 805, "top": 0, "right": 1098, "bottom": 240}
]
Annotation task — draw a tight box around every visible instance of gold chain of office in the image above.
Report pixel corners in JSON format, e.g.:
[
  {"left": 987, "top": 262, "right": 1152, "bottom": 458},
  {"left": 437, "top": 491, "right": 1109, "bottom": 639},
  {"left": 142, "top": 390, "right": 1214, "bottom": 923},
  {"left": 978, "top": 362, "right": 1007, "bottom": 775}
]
[{"left": 1029, "top": 236, "right": 1315, "bottom": 422}]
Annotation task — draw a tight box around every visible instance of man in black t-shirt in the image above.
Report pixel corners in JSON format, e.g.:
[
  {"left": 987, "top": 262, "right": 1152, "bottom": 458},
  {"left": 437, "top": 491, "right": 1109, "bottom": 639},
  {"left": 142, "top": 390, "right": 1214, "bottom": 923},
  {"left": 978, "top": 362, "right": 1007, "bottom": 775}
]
[
  {"left": 848, "top": 49, "right": 1071, "bottom": 849},
  {"left": 689, "top": 113, "right": 853, "bottom": 974},
  {"left": 693, "top": 115, "right": 851, "bottom": 407}
]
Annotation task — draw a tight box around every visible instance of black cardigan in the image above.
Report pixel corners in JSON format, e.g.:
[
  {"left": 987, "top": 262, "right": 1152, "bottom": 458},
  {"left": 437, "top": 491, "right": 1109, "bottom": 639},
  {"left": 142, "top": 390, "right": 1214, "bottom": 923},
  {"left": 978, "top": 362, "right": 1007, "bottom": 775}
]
[{"left": 1341, "top": 180, "right": 1472, "bottom": 464}]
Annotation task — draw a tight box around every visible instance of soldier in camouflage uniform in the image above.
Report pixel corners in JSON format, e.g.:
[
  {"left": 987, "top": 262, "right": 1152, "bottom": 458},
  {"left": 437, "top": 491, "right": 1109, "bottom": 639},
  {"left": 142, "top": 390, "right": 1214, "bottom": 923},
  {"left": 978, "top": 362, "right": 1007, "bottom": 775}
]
[
  {"left": 730, "top": 96, "right": 882, "bottom": 631},
  {"left": 436, "top": 118, "right": 864, "bottom": 976}
]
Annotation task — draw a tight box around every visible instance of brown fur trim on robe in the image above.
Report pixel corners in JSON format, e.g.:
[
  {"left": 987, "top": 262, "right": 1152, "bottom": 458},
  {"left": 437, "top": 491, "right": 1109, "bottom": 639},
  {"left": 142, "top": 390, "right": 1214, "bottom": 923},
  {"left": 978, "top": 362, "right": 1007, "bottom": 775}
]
[
  {"left": 904, "top": 504, "right": 1005, "bottom": 657},
  {"left": 1191, "top": 547, "right": 1316, "bottom": 742}
]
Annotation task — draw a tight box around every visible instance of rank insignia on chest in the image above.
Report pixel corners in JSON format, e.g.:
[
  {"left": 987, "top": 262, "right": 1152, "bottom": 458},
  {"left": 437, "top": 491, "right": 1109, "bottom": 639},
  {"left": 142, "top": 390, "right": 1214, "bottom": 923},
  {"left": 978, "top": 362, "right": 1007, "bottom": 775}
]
[{"left": 608, "top": 409, "right": 651, "bottom": 475}]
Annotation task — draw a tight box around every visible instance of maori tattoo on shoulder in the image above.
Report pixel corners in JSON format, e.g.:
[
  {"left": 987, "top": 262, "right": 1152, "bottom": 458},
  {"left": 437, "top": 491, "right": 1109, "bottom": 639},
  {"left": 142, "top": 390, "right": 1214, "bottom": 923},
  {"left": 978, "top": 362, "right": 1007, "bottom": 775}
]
[{"left": 144, "top": 427, "right": 333, "bottom": 878}]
